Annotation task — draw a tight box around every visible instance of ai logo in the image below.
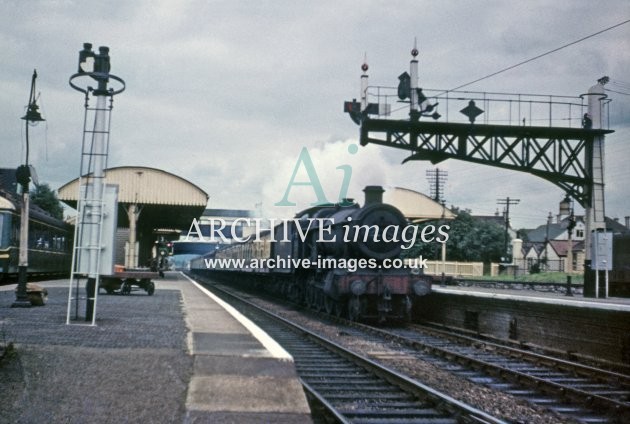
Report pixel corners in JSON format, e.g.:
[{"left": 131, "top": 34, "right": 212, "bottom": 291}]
[{"left": 275, "top": 144, "right": 358, "bottom": 207}]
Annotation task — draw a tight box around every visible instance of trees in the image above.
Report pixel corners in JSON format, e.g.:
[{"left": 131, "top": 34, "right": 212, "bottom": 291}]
[
  {"left": 444, "top": 210, "right": 505, "bottom": 263},
  {"left": 30, "top": 183, "right": 64, "bottom": 219},
  {"left": 402, "top": 209, "right": 505, "bottom": 263}
]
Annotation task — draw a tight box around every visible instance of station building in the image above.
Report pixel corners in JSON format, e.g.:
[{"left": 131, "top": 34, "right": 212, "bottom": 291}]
[{"left": 58, "top": 166, "right": 208, "bottom": 269}]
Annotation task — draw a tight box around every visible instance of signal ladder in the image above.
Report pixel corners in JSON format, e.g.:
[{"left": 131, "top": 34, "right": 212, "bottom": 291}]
[
  {"left": 65, "top": 92, "right": 112, "bottom": 325},
  {"left": 591, "top": 136, "right": 606, "bottom": 224}
]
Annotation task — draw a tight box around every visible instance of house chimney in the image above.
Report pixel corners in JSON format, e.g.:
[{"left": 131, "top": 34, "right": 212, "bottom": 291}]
[
  {"left": 625, "top": 216, "right": 630, "bottom": 229},
  {"left": 512, "top": 238, "right": 523, "bottom": 262},
  {"left": 363, "top": 185, "right": 384, "bottom": 205}
]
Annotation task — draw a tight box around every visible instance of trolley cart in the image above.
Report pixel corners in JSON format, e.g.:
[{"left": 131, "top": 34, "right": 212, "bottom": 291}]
[{"left": 99, "top": 269, "right": 158, "bottom": 295}]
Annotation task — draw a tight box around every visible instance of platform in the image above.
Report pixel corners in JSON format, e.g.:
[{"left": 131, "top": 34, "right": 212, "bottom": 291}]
[
  {"left": 417, "top": 284, "right": 630, "bottom": 364},
  {"left": 433, "top": 285, "right": 630, "bottom": 312},
  {"left": 0, "top": 272, "right": 312, "bottom": 423}
]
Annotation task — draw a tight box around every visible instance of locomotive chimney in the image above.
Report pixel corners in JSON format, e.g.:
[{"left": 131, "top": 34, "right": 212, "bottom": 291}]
[{"left": 363, "top": 185, "right": 384, "bottom": 205}]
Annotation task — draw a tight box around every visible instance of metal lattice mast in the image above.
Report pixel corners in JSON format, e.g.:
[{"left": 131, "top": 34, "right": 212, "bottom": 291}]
[{"left": 66, "top": 43, "right": 125, "bottom": 325}]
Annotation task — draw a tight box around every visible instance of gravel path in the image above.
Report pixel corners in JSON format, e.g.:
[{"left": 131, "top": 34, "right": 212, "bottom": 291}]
[{"left": 0, "top": 284, "right": 192, "bottom": 424}]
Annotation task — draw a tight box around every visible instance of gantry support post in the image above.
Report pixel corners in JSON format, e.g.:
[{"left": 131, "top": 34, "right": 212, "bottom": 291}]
[{"left": 583, "top": 81, "right": 608, "bottom": 297}]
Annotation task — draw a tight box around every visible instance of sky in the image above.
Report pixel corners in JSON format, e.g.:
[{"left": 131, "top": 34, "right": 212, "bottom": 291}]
[{"left": 1, "top": 0, "right": 629, "bottom": 230}]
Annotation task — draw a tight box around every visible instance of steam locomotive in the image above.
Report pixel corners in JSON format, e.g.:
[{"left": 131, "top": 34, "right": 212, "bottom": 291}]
[{"left": 189, "top": 186, "right": 432, "bottom": 321}]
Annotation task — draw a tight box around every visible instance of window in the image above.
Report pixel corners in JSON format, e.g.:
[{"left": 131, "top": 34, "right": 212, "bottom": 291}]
[
  {"left": 0, "top": 212, "right": 7, "bottom": 248},
  {"left": 576, "top": 229, "right": 584, "bottom": 238}
]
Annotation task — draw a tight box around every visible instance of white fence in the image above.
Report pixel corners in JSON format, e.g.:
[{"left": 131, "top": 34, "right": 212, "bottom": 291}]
[{"left": 418, "top": 260, "right": 484, "bottom": 277}]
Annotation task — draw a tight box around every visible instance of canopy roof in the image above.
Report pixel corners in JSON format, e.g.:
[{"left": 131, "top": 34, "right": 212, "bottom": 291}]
[
  {"left": 384, "top": 187, "right": 455, "bottom": 222},
  {"left": 58, "top": 166, "right": 209, "bottom": 230}
]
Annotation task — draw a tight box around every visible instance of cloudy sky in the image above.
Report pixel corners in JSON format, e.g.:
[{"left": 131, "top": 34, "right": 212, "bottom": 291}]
[{"left": 1, "top": 0, "right": 629, "bottom": 229}]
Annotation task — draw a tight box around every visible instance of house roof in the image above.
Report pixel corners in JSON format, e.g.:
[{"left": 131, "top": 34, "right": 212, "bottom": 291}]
[
  {"left": 522, "top": 241, "right": 545, "bottom": 256},
  {"left": 526, "top": 222, "right": 567, "bottom": 243},
  {"left": 605, "top": 217, "right": 630, "bottom": 235},
  {"left": 548, "top": 240, "right": 584, "bottom": 257}
]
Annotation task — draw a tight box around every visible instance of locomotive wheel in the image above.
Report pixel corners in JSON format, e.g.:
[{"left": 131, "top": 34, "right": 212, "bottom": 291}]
[
  {"left": 304, "top": 286, "right": 313, "bottom": 308},
  {"left": 330, "top": 299, "right": 343, "bottom": 317},
  {"left": 348, "top": 296, "right": 361, "bottom": 321},
  {"left": 305, "top": 275, "right": 318, "bottom": 309},
  {"left": 324, "top": 296, "right": 334, "bottom": 315},
  {"left": 314, "top": 290, "right": 324, "bottom": 312},
  {"left": 294, "top": 284, "right": 305, "bottom": 305},
  {"left": 288, "top": 282, "right": 302, "bottom": 304},
  {"left": 403, "top": 295, "right": 412, "bottom": 322}
]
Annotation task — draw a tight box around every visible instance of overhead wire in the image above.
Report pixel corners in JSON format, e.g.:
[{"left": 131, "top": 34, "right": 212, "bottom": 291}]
[
  {"left": 606, "top": 88, "right": 630, "bottom": 96},
  {"left": 374, "top": 20, "right": 630, "bottom": 225},
  {"left": 445, "top": 18, "right": 630, "bottom": 93}
]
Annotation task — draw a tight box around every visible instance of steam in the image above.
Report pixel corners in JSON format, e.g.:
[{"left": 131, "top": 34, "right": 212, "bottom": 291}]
[{"left": 261, "top": 139, "right": 405, "bottom": 219}]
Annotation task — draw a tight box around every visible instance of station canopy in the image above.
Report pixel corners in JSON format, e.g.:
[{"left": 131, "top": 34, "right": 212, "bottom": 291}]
[
  {"left": 58, "top": 166, "right": 209, "bottom": 231},
  {"left": 383, "top": 187, "right": 455, "bottom": 222}
]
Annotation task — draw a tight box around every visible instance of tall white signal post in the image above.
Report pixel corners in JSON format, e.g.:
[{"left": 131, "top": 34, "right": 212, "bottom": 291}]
[{"left": 67, "top": 43, "right": 125, "bottom": 325}]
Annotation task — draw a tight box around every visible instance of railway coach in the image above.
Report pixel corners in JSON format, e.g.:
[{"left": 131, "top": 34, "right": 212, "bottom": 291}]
[{"left": 0, "top": 195, "right": 72, "bottom": 281}]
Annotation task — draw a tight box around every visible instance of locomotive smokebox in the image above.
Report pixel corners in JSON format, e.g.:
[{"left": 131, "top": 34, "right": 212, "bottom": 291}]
[{"left": 363, "top": 185, "right": 384, "bottom": 205}]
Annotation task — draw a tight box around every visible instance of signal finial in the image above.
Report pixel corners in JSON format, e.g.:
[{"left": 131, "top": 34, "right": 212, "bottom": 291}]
[
  {"left": 411, "top": 37, "right": 419, "bottom": 58},
  {"left": 361, "top": 52, "right": 369, "bottom": 73}
]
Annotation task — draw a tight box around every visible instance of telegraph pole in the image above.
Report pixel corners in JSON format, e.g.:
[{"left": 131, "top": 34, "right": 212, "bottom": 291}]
[
  {"left": 497, "top": 197, "right": 520, "bottom": 260},
  {"left": 426, "top": 168, "right": 447, "bottom": 203}
]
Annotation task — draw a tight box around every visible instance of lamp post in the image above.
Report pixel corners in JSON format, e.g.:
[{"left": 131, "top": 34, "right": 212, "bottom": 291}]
[{"left": 12, "top": 69, "right": 45, "bottom": 308}]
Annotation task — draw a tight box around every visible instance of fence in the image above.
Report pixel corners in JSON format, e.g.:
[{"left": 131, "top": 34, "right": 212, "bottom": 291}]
[
  {"left": 490, "top": 258, "right": 568, "bottom": 277},
  {"left": 406, "top": 258, "right": 573, "bottom": 278},
  {"left": 365, "top": 86, "right": 610, "bottom": 130},
  {"left": 420, "top": 261, "right": 484, "bottom": 278}
]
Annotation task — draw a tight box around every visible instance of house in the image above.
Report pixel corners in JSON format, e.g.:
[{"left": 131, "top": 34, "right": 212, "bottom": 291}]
[{"left": 520, "top": 197, "right": 629, "bottom": 273}]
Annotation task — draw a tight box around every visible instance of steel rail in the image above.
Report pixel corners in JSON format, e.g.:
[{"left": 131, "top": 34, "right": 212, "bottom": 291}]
[{"left": 198, "top": 277, "right": 507, "bottom": 424}]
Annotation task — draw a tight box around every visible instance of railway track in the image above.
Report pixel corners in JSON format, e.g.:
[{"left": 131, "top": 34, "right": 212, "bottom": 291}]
[
  {"left": 373, "top": 323, "right": 630, "bottom": 423},
  {"left": 193, "top": 276, "right": 630, "bottom": 422},
  {"left": 322, "top": 317, "right": 630, "bottom": 423},
  {"left": 201, "top": 279, "right": 505, "bottom": 424}
]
